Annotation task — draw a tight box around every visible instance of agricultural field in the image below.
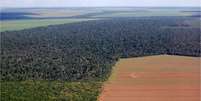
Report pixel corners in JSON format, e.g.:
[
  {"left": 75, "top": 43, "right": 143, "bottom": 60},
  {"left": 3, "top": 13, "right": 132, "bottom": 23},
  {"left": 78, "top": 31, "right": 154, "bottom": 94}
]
[
  {"left": 99, "top": 55, "right": 200, "bottom": 101},
  {"left": 161, "top": 17, "right": 201, "bottom": 29},
  {"left": 1, "top": 8, "right": 99, "bottom": 19},
  {"left": 1, "top": 8, "right": 100, "bottom": 32},
  {"left": 0, "top": 18, "right": 95, "bottom": 32},
  {"left": 92, "top": 10, "right": 192, "bottom": 18},
  {"left": 1, "top": 7, "right": 200, "bottom": 32},
  {"left": 91, "top": 7, "right": 199, "bottom": 17}
]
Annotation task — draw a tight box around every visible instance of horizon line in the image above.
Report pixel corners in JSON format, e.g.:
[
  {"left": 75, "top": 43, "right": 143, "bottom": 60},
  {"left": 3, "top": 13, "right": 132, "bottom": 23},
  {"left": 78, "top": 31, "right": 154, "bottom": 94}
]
[{"left": 1, "top": 6, "right": 201, "bottom": 9}]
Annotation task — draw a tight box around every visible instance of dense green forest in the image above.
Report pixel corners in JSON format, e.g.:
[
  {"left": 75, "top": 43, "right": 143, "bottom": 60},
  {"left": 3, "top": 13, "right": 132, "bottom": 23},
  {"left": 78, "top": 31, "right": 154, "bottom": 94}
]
[
  {"left": 1, "top": 17, "right": 200, "bottom": 81},
  {"left": 1, "top": 81, "right": 101, "bottom": 101}
]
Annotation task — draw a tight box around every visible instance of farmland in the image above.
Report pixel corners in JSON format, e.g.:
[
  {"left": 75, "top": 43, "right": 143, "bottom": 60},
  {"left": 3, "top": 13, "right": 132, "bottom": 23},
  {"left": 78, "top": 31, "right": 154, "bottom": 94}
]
[
  {"left": 0, "top": 18, "right": 95, "bottom": 32},
  {"left": 1, "top": 7, "right": 200, "bottom": 32},
  {"left": 0, "top": 7, "right": 200, "bottom": 101},
  {"left": 99, "top": 55, "right": 200, "bottom": 101},
  {"left": 1, "top": 8, "right": 100, "bottom": 32},
  {"left": 92, "top": 10, "right": 193, "bottom": 18}
]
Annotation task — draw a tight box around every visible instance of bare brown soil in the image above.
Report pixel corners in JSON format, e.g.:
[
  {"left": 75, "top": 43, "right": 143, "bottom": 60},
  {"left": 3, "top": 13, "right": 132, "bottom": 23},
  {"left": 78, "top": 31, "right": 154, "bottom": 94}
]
[{"left": 99, "top": 55, "right": 200, "bottom": 101}]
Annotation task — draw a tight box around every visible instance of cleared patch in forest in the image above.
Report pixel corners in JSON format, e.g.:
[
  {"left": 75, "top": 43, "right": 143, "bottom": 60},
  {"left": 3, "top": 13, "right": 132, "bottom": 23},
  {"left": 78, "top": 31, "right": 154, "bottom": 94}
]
[
  {"left": 92, "top": 10, "right": 192, "bottom": 18},
  {"left": 99, "top": 55, "right": 200, "bottom": 101},
  {"left": 0, "top": 18, "right": 96, "bottom": 32}
]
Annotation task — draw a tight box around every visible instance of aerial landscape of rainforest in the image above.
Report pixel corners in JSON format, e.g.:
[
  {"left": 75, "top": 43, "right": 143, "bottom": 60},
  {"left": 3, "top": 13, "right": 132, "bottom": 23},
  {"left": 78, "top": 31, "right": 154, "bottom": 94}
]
[{"left": 0, "top": 0, "right": 200, "bottom": 101}]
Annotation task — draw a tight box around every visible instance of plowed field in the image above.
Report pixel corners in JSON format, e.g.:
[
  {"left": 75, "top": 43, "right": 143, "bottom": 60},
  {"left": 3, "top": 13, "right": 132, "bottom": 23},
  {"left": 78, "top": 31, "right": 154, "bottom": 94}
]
[{"left": 99, "top": 55, "right": 200, "bottom": 101}]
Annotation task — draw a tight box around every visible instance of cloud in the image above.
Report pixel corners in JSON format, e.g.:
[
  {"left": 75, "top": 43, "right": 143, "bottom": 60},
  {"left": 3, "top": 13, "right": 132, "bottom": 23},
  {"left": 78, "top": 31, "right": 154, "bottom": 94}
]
[{"left": 0, "top": 0, "right": 200, "bottom": 8}]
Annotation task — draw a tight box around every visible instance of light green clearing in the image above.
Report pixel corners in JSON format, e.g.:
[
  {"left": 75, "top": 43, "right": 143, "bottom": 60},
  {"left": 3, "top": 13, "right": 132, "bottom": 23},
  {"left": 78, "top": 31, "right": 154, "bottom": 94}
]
[
  {"left": 92, "top": 11, "right": 192, "bottom": 17},
  {"left": 0, "top": 18, "right": 96, "bottom": 32},
  {"left": 161, "top": 18, "right": 201, "bottom": 29},
  {"left": 186, "top": 18, "right": 201, "bottom": 28}
]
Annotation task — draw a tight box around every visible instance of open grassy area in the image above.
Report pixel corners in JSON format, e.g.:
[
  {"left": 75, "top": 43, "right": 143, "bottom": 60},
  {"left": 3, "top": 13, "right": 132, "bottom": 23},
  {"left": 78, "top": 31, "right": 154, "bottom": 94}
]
[
  {"left": 184, "top": 18, "right": 201, "bottom": 28},
  {"left": 92, "top": 10, "right": 192, "bottom": 18},
  {"left": 0, "top": 18, "right": 95, "bottom": 32},
  {"left": 0, "top": 81, "right": 102, "bottom": 101},
  {"left": 161, "top": 18, "right": 201, "bottom": 29}
]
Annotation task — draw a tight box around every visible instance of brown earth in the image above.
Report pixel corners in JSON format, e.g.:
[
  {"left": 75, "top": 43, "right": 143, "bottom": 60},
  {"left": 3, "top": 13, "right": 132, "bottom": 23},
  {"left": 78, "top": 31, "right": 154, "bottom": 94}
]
[{"left": 98, "top": 55, "right": 200, "bottom": 101}]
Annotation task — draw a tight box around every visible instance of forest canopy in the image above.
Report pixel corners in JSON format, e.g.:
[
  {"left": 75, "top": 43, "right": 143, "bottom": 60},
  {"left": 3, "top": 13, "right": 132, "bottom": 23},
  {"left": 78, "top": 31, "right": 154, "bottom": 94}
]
[{"left": 1, "top": 17, "right": 200, "bottom": 81}]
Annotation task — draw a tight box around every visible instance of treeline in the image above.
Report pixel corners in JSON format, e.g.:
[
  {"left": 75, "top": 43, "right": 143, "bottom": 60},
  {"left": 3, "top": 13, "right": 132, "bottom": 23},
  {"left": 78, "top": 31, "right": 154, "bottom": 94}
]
[{"left": 1, "top": 17, "right": 200, "bottom": 81}]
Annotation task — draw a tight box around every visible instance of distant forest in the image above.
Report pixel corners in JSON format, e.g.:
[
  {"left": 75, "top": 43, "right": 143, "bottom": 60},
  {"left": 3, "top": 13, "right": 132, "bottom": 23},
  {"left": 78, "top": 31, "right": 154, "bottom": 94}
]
[{"left": 1, "top": 17, "right": 200, "bottom": 81}]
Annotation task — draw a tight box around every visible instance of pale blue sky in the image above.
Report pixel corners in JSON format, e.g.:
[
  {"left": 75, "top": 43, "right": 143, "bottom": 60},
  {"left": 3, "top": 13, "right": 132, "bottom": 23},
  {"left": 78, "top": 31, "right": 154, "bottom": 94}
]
[{"left": 1, "top": 0, "right": 200, "bottom": 8}]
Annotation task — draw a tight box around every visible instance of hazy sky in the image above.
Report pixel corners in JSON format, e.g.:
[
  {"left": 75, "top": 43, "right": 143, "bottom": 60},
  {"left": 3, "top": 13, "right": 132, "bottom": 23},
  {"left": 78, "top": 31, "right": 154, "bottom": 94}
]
[{"left": 1, "top": 0, "right": 200, "bottom": 8}]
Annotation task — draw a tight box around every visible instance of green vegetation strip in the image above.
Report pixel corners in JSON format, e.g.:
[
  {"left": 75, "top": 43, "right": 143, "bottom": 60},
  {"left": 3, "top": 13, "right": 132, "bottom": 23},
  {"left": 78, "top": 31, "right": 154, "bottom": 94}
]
[
  {"left": 0, "top": 81, "right": 102, "bottom": 101},
  {"left": 0, "top": 19, "right": 96, "bottom": 32},
  {"left": 92, "top": 11, "right": 192, "bottom": 17}
]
